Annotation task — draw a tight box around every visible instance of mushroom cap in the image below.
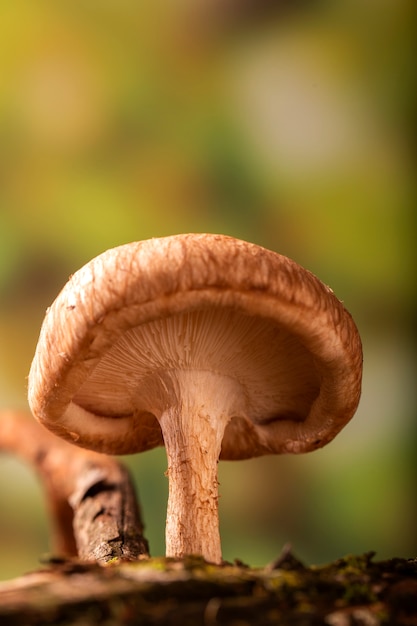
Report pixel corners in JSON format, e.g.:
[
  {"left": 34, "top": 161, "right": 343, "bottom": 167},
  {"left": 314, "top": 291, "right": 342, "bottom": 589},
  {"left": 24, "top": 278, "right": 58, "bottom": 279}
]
[{"left": 28, "top": 234, "right": 362, "bottom": 458}]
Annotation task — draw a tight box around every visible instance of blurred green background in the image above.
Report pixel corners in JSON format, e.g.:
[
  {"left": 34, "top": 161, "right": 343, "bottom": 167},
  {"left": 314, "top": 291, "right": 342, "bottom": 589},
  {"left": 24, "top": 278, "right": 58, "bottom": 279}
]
[{"left": 0, "top": 0, "right": 415, "bottom": 580}]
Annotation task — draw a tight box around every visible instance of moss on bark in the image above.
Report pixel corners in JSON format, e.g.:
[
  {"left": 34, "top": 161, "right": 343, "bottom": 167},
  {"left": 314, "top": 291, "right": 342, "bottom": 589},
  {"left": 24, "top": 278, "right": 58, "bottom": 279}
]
[{"left": 1, "top": 551, "right": 416, "bottom": 625}]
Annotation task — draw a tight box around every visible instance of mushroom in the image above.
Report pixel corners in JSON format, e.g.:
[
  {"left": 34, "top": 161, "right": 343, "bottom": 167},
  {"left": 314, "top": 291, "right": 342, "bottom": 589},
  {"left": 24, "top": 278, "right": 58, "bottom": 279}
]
[{"left": 28, "top": 233, "right": 362, "bottom": 564}]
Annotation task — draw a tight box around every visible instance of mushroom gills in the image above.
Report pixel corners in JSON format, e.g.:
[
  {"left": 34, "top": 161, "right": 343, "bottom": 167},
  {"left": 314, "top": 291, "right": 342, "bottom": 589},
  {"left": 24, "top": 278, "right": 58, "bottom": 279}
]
[{"left": 72, "top": 307, "right": 320, "bottom": 430}]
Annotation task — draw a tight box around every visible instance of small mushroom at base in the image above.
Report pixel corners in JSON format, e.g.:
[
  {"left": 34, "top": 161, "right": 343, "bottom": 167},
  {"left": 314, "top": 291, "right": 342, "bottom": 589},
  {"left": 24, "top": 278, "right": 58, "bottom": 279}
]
[{"left": 28, "top": 234, "right": 363, "bottom": 564}]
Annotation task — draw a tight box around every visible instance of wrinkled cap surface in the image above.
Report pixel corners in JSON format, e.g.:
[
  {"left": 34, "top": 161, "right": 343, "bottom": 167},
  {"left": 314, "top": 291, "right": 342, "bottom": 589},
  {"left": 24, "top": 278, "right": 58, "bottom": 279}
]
[{"left": 28, "top": 234, "right": 363, "bottom": 458}]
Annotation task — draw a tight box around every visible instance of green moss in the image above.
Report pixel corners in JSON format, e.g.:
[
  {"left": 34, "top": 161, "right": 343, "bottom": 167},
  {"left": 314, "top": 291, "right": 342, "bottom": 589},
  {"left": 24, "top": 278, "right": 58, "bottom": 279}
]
[
  {"left": 343, "top": 582, "right": 377, "bottom": 605},
  {"left": 1, "top": 553, "right": 416, "bottom": 624}
]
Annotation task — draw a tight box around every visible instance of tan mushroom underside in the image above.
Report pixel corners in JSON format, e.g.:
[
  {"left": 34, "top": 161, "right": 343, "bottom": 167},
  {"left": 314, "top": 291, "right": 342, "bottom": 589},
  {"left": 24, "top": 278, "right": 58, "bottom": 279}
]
[{"left": 28, "top": 233, "right": 362, "bottom": 458}]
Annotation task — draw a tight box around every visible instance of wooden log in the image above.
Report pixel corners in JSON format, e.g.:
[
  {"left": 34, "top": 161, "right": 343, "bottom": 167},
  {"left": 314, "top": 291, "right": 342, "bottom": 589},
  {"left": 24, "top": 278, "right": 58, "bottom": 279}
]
[
  {"left": 0, "top": 410, "right": 149, "bottom": 562},
  {"left": 0, "top": 552, "right": 416, "bottom": 625}
]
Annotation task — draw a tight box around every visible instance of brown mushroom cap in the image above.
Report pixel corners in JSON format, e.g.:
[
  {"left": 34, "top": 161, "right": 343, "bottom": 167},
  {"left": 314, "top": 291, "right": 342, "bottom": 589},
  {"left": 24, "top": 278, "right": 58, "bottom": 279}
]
[{"left": 28, "top": 233, "right": 362, "bottom": 458}]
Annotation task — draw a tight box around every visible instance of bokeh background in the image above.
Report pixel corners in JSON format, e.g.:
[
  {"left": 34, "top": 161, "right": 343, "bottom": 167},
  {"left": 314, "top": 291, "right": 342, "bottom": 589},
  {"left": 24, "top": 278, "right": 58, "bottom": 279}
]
[{"left": 0, "top": 1, "right": 415, "bottom": 580}]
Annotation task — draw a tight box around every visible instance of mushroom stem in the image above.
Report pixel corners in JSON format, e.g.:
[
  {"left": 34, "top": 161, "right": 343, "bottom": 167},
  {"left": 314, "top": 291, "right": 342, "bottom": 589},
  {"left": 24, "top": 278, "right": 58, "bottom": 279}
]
[{"left": 157, "top": 371, "right": 242, "bottom": 564}]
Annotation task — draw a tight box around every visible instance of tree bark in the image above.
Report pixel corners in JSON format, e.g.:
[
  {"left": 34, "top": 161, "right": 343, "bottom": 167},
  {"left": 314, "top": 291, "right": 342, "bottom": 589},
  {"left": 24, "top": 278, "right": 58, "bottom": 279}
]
[
  {"left": 0, "top": 551, "right": 416, "bottom": 625},
  {"left": 0, "top": 410, "right": 149, "bottom": 562}
]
